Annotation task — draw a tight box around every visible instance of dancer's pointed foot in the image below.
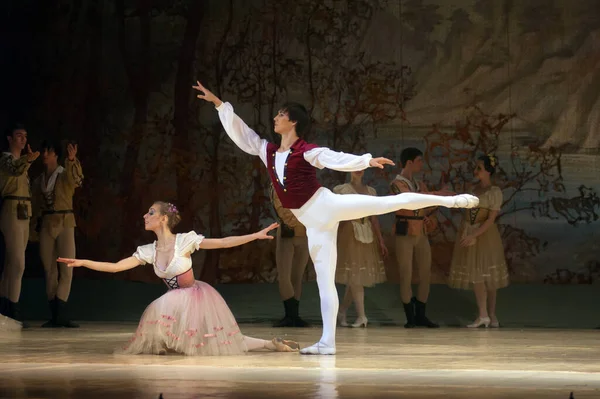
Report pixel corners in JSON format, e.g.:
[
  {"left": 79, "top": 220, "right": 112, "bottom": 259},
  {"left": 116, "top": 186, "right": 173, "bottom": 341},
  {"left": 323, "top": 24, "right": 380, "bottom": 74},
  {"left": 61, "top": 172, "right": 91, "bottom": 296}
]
[
  {"left": 299, "top": 342, "right": 336, "bottom": 355},
  {"left": 272, "top": 337, "right": 300, "bottom": 352}
]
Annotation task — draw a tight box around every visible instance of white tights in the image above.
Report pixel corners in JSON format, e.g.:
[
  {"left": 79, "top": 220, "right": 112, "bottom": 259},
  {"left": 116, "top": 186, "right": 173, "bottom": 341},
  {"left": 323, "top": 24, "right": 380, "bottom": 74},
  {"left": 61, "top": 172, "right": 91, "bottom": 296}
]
[{"left": 292, "top": 188, "right": 468, "bottom": 348}]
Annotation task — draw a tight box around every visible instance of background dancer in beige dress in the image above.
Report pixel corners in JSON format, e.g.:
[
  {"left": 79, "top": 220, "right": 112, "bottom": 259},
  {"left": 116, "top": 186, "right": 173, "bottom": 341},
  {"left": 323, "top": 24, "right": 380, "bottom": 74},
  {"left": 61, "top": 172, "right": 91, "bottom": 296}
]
[
  {"left": 334, "top": 171, "right": 387, "bottom": 328},
  {"left": 448, "top": 155, "right": 509, "bottom": 328}
]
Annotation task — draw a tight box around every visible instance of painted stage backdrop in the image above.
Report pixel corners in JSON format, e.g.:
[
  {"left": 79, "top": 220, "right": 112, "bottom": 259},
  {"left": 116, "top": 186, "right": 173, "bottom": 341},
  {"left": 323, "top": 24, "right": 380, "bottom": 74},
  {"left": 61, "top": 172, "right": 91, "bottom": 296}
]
[{"left": 3, "top": 0, "right": 600, "bottom": 285}]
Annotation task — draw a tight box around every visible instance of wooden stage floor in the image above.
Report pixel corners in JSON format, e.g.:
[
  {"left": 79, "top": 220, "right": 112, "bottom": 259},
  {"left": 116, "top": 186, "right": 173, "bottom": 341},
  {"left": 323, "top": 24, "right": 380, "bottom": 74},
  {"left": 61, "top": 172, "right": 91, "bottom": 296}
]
[{"left": 0, "top": 323, "right": 598, "bottom": 398}]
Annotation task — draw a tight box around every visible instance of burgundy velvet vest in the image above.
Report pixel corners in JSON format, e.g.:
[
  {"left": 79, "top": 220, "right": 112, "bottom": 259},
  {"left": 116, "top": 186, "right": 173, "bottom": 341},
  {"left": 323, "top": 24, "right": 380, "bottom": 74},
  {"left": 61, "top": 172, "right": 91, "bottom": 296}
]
[{"left": 266, "top": 139, "right": 322, "bottom": 209}]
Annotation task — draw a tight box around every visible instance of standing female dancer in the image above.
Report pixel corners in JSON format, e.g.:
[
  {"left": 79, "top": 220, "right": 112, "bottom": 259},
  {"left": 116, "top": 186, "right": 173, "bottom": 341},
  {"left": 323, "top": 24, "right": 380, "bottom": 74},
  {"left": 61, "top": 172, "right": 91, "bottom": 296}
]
[
  {"left": 59, "top": 201, "right": 299, "bottom": 355},
  {"left": 448, "top": 155, "right": 509, "bottom": 328},
  {"left": 334, "top": 171, "right": 388, "bottom": 328},
  {"left": 193, "top": 81, "right": 479, "bottom": 354}
]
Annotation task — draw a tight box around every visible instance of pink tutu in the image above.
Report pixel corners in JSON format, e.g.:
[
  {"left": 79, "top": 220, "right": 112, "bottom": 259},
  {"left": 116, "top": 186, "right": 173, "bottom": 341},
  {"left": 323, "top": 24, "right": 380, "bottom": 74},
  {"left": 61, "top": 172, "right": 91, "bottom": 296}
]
[{"left": 117, "top": 281, "right": 247, "bottom": 356}]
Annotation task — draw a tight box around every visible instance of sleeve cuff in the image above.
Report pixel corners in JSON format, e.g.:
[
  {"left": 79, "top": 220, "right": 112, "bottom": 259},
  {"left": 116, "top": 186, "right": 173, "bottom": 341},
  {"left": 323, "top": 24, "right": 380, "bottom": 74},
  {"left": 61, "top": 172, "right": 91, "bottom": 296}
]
[{"left": 364, "top": 154, "right": 373, "bottom": 168}]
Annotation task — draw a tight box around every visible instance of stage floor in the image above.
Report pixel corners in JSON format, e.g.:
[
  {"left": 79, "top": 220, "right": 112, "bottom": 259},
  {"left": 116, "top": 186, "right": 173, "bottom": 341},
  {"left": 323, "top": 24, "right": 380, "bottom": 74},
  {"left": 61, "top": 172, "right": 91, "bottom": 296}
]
[{"left": 0, "top": 323, "right": 598, "bottom": 398}]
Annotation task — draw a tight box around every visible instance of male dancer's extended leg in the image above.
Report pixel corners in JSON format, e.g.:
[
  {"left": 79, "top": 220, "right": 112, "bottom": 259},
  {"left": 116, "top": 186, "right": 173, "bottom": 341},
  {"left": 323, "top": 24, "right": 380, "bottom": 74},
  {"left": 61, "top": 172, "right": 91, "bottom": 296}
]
[
  {"left": 328, "top": 192, "right": 478, "bottom": 223},
  {"left": 299, "top": 226, "right": 339, "bottom": 355},
  {"left": 296, "top": 191, "right": 477, "bottom": 355}
]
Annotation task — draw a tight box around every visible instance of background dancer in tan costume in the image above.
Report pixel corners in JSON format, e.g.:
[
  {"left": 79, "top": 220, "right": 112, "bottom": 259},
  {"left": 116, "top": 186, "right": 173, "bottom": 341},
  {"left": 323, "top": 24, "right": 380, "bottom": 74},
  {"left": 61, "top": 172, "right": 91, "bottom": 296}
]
[
  {"left": 270, "top": 185, "right": 310, "bottom": 327},
  {"left": 31, "top": 140, "right": 83, "bottom": 328},
  {"left": 0, "top": 123, "right": 39, "bottom": 327},
  {"left": 391, "top": 148, "right": 442, "bottom": 329}
]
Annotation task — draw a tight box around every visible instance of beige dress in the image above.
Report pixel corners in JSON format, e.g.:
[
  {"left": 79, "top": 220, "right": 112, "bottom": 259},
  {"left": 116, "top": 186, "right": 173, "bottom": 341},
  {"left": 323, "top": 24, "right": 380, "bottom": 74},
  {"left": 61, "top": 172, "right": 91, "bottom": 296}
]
[
  {"left": 448, "top": 186, "right": 509, "bottom": 290},
  {"left": 333, "top": 183, "right": 387, "bottom": 287}
]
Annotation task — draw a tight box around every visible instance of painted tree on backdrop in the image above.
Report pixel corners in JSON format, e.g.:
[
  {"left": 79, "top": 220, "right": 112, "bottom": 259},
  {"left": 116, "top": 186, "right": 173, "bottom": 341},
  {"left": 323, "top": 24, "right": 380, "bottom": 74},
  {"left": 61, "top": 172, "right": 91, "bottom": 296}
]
[
  {"left": 13, "top": 0, "right": 158, "bottom": 280},
  {"left": 49, "top": 0, "right": 205, "bottom": 282},
  {"left": 190, "top": 0, "right": 303, "bottom": 284},
  {"left": 419, "top": 105, "right": 599, "bottom": 283},
  {"left": 112, "top": 0, "right": 205, "bottom": 282},
  {"left": 299, "top": 0, "right": 414, "bottom": 188}
]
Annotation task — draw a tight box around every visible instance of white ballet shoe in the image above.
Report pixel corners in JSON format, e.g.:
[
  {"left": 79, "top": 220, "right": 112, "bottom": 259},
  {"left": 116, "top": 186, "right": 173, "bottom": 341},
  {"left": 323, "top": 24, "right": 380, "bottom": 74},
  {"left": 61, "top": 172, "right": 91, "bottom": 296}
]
[
  {"left": 452, "top": 194, "right": 479, "bottom": 208},
  {"left": 299, "top": 341, "right": 336, "bottom": 355}
]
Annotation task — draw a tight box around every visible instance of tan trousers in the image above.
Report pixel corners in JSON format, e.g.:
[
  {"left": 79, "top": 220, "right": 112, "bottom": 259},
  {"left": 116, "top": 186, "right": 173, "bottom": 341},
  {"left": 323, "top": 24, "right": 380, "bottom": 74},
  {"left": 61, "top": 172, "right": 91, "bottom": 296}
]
[
  {"left": 39, "top": 225, "right": 75, "bottom": 301},
  {"left": 395, "top": 235, "right": 432, "bottom": 304},
  {"left": 0, "top": 202, "right": 29, "bottom": 302},
  {"left": 275, "top": 228, "right": 309, "bottom": 300}
]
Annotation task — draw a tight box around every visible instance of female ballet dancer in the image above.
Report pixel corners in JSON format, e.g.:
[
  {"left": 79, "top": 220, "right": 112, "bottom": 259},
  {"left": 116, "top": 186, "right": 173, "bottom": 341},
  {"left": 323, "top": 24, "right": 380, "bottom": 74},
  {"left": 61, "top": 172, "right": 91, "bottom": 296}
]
[
  {"left": 193, "top": 81, "right": 479, "bottom": 355},
  {"left": 58, "top": 201, "right": 299, "bottom": 356}
]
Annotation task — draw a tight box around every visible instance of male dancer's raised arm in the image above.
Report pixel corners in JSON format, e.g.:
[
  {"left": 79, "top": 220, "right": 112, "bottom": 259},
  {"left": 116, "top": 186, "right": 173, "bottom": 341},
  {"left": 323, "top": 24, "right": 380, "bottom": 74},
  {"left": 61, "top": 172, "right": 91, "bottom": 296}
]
[
  {"left": 193, "top": 82, "right": 268, "bottom": 166},
  {"left": 193, "top": 81, "right": 394, "bottom": 171},
  {"left": 303, "top": 147, "right": 393, "bottom": 171}
]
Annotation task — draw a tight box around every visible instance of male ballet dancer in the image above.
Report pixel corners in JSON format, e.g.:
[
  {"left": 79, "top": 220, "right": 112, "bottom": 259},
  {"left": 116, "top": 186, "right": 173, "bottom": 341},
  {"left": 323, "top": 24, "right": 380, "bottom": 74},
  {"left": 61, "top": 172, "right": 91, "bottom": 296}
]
[
  {"left": 193, "top": 82, "right": 479, "bottom": 355},
  {"left": 270, "top": 184, "right": 311, "bottom": 327},
  {"left": 31, "top": 140, "right": 83, "bottom": 328},
  {"left": 391, "top": 147, "right": 439, "bottom": 328},
  {"left": 0, "top": 123, "right": 39, "bottom": 327}
]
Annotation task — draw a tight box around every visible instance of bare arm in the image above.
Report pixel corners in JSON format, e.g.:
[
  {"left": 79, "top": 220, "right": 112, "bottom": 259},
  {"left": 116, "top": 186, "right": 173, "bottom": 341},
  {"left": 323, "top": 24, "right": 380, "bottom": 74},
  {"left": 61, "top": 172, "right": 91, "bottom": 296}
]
[
  {"left": 459, "top": 210, "right": 498, "bottom": 247},
  {"left": 370, "top": 215, "right": 384, "bottom": 243},
  {"left": 57, "top": 256, "right": 142, "bottom": 273},
  {"left": 370, "top": 214, "right": 388, "bottom": 257},
  {"left": 471, "top": 210, "right": 498, "bottom": 237},
  {"left": 198, "top": 222, "right": 279, "bottom": 250},
  {"left": 461, "top": 187, "right": 502, "bottom": 246}
]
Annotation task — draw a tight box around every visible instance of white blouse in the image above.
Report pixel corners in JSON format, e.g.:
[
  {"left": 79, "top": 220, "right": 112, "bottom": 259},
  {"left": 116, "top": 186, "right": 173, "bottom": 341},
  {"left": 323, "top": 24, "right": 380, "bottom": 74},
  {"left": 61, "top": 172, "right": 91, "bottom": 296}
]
[
  {"left": 132, "top": 231, "right": 205, "bottom": 280},
  {"left": 216, "top": 102, "right": 372, "bottom": 172}
]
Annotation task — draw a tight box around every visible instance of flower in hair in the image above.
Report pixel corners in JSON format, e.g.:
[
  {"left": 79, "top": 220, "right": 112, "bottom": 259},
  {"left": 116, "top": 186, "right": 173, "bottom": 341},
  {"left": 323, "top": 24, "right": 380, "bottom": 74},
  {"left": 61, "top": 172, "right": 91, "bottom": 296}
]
[
  {"left": 167, "top": 203, "right": 178, "bottom": 214},
  {"left": 487, "top": 153, "right": 497, "bottom": 168}
]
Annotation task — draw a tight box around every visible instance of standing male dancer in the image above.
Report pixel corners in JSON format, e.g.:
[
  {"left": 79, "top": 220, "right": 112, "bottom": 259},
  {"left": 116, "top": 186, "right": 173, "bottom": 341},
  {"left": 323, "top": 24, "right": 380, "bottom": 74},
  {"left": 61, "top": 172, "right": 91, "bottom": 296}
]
[
  {"left": 193, "top": 82, "right": 479, "bottom": 355},
  {"left": 270, "top": 185, "right": 311, "bottom": 327},
  {"left": 31, "top": 140, "right": 83, "bottom": 328},
  {"left": 0, "top": 123, "right": 39, "bottom": 326},
  {"left": 391, "top": 147, "right": 439, "bottom": 328}
]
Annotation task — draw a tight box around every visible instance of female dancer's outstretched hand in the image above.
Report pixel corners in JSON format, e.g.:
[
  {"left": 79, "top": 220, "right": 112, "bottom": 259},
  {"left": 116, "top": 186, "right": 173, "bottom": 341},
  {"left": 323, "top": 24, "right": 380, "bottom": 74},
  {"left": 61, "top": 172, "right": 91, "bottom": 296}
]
[
  {"left": 57, "top": 257, "right": 84, "bottom": 267},
  {"left": 369, "top": 157, "right": 395, "bottom": 169},
  {"left": 254, "top": 222, "right": 280, "bottom": 240},
  {"left": 192, "top": 81, "right": 222, "bottom": 107}
]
